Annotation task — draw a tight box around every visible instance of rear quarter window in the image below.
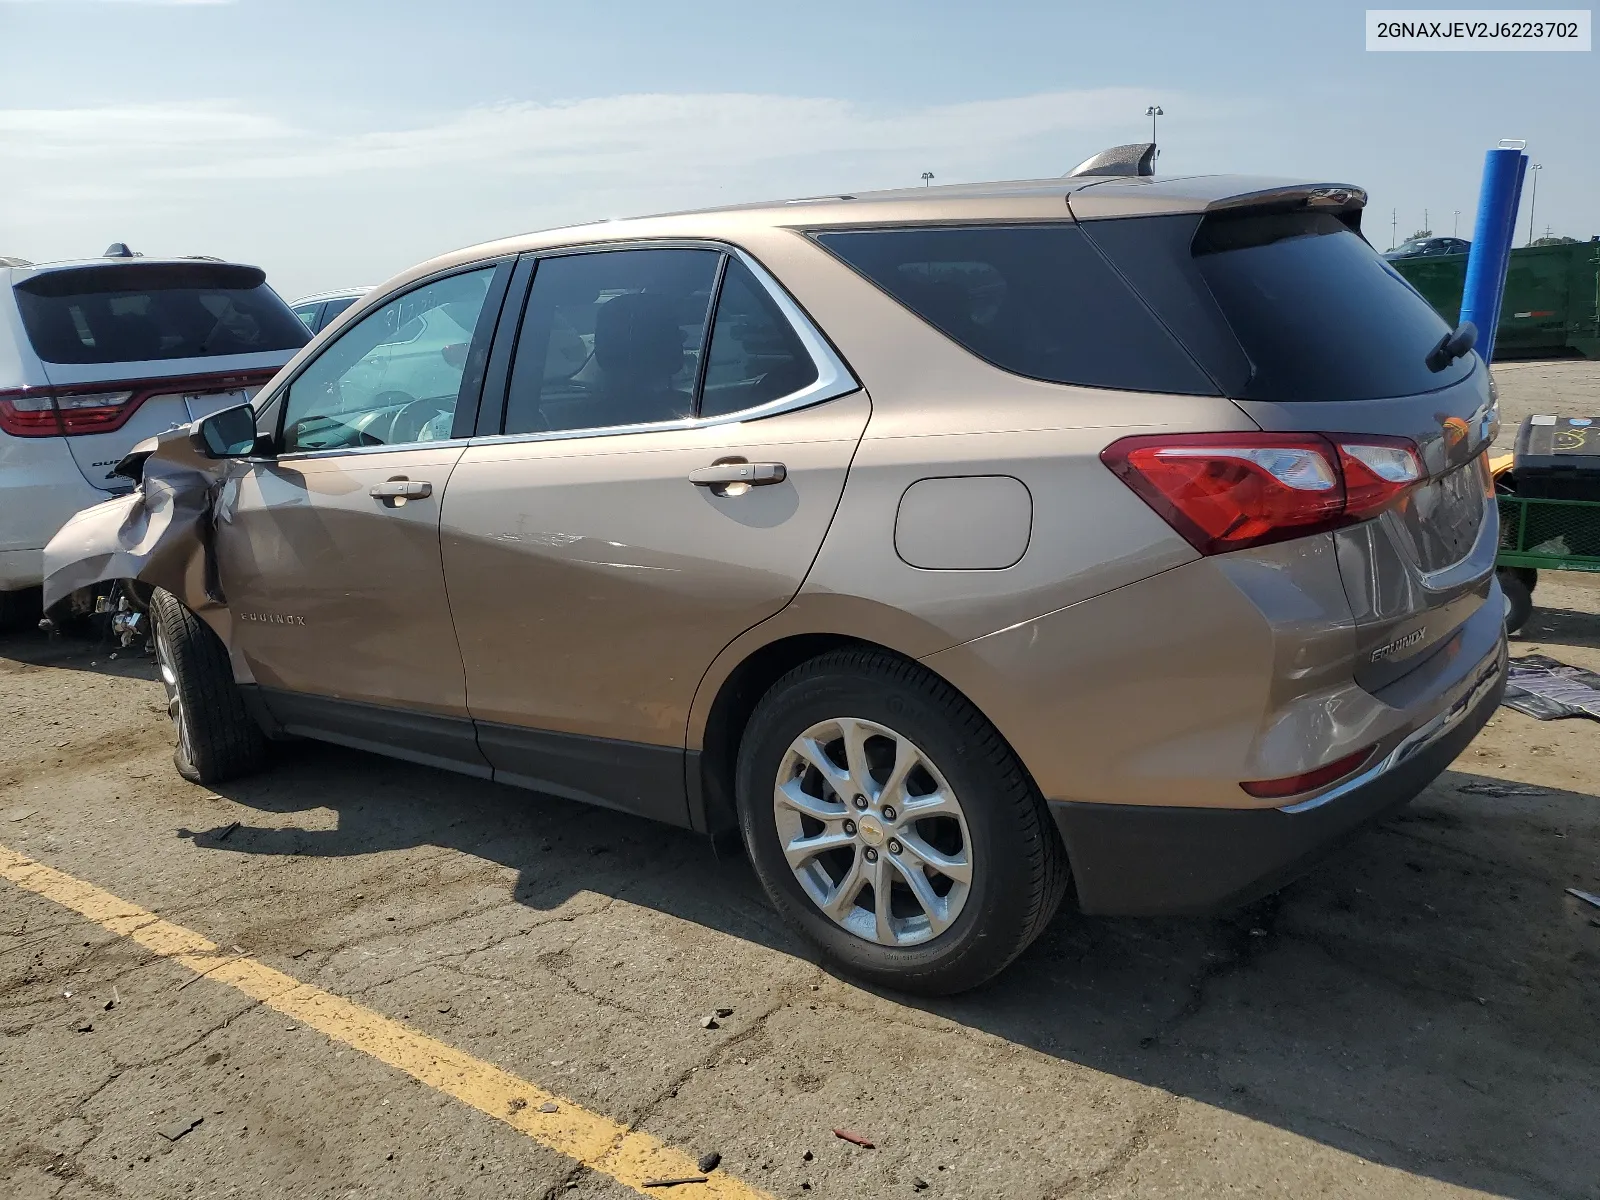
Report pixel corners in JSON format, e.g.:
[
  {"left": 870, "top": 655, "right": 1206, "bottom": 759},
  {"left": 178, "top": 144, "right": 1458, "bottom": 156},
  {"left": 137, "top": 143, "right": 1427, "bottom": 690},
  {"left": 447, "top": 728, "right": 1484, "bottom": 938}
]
[
  {"left": 814, "top": 224, "right": 1216, "bottom": 395},
  {"left": 14, "top": 263, "right": 309, "bottom": 365}
]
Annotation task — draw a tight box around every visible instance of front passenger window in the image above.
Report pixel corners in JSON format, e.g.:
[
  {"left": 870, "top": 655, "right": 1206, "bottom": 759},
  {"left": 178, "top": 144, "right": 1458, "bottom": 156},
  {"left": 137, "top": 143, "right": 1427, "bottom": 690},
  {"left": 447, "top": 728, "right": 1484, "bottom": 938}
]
[{"left": 281, "top": 268, "right": 495, "bottom": 453}]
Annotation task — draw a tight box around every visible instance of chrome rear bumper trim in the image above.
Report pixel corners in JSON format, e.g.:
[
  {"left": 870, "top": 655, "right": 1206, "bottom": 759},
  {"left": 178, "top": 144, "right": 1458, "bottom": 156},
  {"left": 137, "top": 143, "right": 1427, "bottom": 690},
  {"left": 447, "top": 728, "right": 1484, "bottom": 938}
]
[{"left": 1279, "top": 648, "right": 1505, "bottom": 815}]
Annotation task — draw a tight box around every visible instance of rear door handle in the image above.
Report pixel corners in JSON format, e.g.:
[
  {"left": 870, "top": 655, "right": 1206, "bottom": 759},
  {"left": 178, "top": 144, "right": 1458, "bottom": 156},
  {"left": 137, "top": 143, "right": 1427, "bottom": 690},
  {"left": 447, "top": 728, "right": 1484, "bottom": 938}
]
[
  {"left": 688, "top": 461, "right": 787, "bottom": 487},
  {"left": 369, "top": 479, "right": 433, "bottom": 502}
]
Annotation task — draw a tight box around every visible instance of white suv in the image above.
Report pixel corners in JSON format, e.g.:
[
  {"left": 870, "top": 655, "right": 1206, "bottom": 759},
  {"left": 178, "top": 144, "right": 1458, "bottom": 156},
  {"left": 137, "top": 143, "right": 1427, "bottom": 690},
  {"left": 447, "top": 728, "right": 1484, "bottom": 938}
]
[
  {"left": 290, "top": 287, "right": 371, "bottom": 335},
  {"left": 0, "top": 253, "right": 308, "bottom": 623}
]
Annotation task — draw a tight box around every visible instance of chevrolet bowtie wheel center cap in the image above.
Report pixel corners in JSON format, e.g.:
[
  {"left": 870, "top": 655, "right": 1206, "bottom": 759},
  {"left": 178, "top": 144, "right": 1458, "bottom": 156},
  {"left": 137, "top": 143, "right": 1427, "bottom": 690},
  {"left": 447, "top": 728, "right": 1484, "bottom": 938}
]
[{"left": 856, "top": 814, "right": 885, "bottom": 846}]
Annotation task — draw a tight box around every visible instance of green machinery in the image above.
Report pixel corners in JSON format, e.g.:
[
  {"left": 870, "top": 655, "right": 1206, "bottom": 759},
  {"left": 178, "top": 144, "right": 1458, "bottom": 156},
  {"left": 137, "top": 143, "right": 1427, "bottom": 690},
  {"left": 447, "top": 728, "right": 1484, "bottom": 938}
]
[{"left": 1393, "top": 240, "right": 1600, "bottom": 360}]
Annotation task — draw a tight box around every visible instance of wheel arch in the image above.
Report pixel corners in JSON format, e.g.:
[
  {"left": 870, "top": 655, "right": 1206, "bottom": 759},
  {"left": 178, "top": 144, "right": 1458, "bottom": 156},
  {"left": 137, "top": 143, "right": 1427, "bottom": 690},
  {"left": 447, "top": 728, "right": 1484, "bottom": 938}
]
[
  {"left": 687, "top": 621, "right": 1044, "bottom": 849},
  {"left": 692, "top": 632, "right": 887, "bottom": 838}
]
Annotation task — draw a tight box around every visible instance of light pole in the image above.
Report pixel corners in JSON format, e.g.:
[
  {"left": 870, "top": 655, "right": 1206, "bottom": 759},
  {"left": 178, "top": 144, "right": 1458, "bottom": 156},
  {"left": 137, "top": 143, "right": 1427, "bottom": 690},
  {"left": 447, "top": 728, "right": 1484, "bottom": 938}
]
[
  {"left": 1145, "top": 105, "right": 1163, "bottom": 143},
  {"left": 1526, "top": 164, "right": 1542, "bottom": 245},
  {"left": 1424, "top": 208, "right": 1429, "bottom": 235},
  {"left": 1391, "top": 208, "right": 1398, "bottom": 250},
  {"left": 1454, "top": 209, "right": 1461, "bottom": 237},
  {"left": 921, "top": 171, "right": 934, "bottom": 187}
]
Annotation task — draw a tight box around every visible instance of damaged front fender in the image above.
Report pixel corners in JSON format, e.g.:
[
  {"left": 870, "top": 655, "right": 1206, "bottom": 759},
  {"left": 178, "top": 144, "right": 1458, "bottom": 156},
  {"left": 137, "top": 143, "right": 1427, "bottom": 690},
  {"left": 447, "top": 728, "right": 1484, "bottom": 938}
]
[{"left": 42, "top": 422, "right": 233, "bottom": 633}]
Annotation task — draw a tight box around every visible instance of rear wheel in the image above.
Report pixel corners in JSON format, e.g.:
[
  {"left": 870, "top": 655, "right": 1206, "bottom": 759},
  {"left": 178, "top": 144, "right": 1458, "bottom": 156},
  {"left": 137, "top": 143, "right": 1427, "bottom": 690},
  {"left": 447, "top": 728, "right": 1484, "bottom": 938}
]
[
  {"left": 1498, "top": 567, "right": 1535, "bottom": 634},
  {"left": 150, "top": 588, "right": 266, "bottom": 784},
  {"left": 735, "top": 649, "right": 1069, "bottom": 995}
]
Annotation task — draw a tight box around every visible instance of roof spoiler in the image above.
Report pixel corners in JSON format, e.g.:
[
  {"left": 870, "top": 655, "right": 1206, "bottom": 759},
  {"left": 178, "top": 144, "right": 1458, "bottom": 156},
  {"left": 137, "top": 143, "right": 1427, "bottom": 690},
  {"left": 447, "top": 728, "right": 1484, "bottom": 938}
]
[
  {"left": 1206, "top": 184, "right": 1367, "bottom": 213},
  {"left": 1065, "top": 143, "right": 1157, "bottom": 179}
]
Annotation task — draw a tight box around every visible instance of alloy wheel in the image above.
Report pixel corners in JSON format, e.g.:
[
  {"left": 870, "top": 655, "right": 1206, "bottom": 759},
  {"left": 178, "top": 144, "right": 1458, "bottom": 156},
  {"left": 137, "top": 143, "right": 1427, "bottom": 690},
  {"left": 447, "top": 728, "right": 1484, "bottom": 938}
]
[
  {"left": 154, "top": 619, "right": 193, "bottom": 767},
  {"left": 773, "top": 716, "right": 973, "bottom": 947}
]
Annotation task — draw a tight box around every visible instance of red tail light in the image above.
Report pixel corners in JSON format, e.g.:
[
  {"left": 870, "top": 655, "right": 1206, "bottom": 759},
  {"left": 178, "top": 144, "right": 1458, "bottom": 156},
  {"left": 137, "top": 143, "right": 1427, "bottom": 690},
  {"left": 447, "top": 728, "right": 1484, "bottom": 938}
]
[
  {"left": 0, "top": 369, "right": 277, "bottom": 439},
  {"left": 0, "top": 390, "right": 63, "bottom": 436},
  {"left": 1101, "top": 432, "right": 1422, "bottom": 554},
  {"left": 1240, "top": 745, "right": 1376, "bottom": 799}
]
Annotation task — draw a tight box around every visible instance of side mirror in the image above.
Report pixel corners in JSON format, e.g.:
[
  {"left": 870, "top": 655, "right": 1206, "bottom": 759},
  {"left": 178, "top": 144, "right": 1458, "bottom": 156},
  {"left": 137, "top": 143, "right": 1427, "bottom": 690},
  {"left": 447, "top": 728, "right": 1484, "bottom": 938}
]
[
  {"left": 1426, "top": 321, "right": 1478, "bottom": 373},
  {"left": 193, "top": 403, "right": 262, "bottom": 458}
]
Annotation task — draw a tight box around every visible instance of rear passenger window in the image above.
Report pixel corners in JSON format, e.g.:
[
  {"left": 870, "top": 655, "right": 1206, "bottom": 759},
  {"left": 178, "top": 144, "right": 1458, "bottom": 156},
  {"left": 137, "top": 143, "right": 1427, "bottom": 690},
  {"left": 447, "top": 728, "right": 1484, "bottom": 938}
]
[
  {"left": 503, "top": 249, "right": 720, "bottom": 436},
  {"left": 700, "top": 259, "right": 819, "bottom": 417},
  {"left": 815, "top": 225, "right": 1215, "bottom": 395}
]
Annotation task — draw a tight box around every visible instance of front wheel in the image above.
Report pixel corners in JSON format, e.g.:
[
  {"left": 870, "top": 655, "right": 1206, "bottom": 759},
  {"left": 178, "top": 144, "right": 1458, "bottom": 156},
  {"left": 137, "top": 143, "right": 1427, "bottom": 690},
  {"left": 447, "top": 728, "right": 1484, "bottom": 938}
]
[
  {"left": 735, "top": 649, "right": 1069, "bottom": 995},
  {"left": 150, "top": 589, "right": 266, "bottom": 784}
]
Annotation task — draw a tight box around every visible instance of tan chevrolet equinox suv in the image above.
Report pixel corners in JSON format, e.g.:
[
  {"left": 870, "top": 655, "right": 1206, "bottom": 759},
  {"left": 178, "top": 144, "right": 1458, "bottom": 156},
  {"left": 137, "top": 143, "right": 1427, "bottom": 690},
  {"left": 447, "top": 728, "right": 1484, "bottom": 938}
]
[{"left": 46, "top": 154, "right": 1507, "bottom": 994}]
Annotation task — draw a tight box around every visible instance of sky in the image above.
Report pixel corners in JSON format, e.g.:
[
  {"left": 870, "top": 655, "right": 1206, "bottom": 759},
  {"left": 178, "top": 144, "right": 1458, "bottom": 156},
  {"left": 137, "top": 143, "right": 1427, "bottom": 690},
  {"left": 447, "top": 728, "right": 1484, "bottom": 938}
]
[{"left": 0, "top": 0, "right": 1594, "bottom": 301}]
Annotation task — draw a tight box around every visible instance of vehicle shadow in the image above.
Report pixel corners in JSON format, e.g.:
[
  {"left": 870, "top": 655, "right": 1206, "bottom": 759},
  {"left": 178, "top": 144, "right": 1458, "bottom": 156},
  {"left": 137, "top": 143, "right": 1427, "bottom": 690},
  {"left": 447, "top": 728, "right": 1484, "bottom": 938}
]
[
  {"left": 190, "top": 741, "right": 1599, "bottom": 1200},
  {"left": 1513, "top": 604, "right": 1600, "bottom": 651}
]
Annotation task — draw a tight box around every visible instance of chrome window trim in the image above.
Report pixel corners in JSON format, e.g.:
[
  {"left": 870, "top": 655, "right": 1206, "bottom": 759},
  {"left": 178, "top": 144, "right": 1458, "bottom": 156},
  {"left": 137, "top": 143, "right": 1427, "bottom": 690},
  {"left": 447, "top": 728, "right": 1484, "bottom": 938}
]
[
  {"left": 258, "top": 239, "right": 859, "bottom": 460},
  {"left": 273, "top": 436, "right": 474, "bottom": 464},
  {"left": 467, "top": 241, "right": 860, "bottom": 450}
]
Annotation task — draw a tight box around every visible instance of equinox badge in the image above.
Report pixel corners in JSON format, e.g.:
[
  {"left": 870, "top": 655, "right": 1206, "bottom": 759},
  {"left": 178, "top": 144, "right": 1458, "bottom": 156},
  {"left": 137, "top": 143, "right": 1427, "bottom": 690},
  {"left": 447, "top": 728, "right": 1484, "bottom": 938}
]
[
  {"left": 1370, "top": 627, "right": 1426, "bottom": 662},
  {"left": 240, "top": 612, "right": 306, "bottom": 626}
]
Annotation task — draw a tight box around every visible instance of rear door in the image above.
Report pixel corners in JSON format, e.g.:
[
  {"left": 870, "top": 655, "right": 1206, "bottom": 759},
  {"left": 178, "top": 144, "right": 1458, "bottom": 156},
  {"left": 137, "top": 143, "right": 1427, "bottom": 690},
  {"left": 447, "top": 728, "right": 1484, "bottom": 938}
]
[
  {"left": 440, "top": 246, "right": 867, "bottom": 821},
  {"left": 1080, "top": 205, "right": 1499, "bottom": 691},
  {"left": 214, "top": 262, "right": 509, "bottom": 767},
  {"left": 12, "top": 261, "right": 308, "bottom": 491}
]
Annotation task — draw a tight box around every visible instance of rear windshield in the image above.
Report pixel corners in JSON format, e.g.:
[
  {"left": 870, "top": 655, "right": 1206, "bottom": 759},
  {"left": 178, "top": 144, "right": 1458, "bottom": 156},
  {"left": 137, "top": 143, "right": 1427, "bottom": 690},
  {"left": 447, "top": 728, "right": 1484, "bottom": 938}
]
[
  {"left": 14, "top": 263, "right": 309, "bottom": 365},
  {"left": 814, "top": 225, "right": 1216, "bottom": 395},
  {"left": 1187, "top": 210, "right": 1473, "bottom": 401},
  {"left": 1079, "top": 210, "right": 1473, "bottom": 403}
]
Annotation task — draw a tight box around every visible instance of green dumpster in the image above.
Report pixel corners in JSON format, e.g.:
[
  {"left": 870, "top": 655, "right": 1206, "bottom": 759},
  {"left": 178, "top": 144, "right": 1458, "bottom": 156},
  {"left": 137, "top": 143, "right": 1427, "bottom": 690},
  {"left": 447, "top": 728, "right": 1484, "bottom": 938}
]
[{"left": 1391, "top": 240, "right": 1600, "bottom": 360}]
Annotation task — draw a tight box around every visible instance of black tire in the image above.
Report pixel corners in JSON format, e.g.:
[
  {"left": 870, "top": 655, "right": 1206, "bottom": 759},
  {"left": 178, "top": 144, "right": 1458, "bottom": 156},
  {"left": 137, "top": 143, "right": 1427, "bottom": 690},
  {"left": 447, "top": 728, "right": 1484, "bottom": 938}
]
[
  {"left": 1498, "top": 567, "right": 1535, "bottom": 634},
  {"left": 735, "top": 648, "right": 1069, "bottom": 995},
  {"left": 150, "top": 588, "right": 266, "bottom": 784},
  {"left": 0, "top": 587, "right": 42, "bottom": 633}
]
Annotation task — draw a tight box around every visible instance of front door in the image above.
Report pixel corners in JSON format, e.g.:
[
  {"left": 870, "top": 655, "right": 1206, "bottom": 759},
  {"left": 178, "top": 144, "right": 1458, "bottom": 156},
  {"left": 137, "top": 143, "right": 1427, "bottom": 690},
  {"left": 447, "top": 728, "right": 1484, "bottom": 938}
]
[
  {"left": 440, "top": 247, "right": 868, "bottom": 820},
  {"left": 215, "top": 265, "right": 505, "bottom": 768}
]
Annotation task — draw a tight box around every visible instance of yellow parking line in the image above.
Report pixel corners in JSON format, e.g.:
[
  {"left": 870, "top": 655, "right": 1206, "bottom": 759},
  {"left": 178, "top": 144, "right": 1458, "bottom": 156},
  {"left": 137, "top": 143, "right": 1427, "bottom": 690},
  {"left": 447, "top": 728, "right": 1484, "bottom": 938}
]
[{"left": 0, "top": 843, "right": 773, "bottom": 1200}]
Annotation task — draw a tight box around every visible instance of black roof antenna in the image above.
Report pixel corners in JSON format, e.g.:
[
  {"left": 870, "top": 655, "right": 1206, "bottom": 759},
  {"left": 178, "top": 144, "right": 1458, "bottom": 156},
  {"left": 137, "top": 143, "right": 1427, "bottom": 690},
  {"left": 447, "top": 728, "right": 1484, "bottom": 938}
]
[
  {"left": 1065, "top": 142, "right": 1157, "bottom": 179},
  {"left": 103, "top": 242, "right": 139, "bottom": 258}
]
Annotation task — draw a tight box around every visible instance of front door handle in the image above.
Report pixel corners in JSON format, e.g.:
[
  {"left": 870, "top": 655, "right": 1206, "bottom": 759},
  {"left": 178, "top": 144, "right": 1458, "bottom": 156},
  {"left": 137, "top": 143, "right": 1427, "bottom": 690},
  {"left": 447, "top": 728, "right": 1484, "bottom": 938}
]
[
  {"left": 688, "top": 461, "right": 787, "bottom": 488},
  {"left": 369, "top": 478, "right": 433, "bottom": 504}
]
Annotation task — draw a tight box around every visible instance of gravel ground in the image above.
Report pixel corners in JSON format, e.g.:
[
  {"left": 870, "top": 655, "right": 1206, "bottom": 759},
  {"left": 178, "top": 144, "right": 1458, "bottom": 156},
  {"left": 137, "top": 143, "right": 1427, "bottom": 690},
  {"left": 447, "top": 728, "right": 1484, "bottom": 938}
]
[{"left": 1, "top": 360, "right": 1597, "bottom": 1200}]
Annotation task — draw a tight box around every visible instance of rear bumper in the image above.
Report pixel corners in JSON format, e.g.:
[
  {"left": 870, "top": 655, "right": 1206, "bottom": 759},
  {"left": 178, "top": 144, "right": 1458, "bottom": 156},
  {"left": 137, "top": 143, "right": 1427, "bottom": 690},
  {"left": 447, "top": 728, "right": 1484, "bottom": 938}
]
[{"left": 1051, "top": 633, "right": 1507, "bottom": 916}]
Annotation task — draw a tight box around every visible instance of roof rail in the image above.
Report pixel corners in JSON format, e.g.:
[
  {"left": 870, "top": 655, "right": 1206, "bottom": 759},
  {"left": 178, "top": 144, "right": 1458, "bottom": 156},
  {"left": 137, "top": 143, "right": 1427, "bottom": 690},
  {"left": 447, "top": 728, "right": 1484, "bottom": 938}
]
[{"left": 1065, "top": 143, "right": 1157, "bottom": 179}]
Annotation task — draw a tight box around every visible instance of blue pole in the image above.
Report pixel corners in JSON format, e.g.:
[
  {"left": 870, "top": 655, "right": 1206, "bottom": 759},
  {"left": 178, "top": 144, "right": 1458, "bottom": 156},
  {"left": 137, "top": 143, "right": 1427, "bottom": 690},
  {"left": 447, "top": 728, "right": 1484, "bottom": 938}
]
[{"left": 1460, "top": 145, "right": 1529, "bottom": 365}]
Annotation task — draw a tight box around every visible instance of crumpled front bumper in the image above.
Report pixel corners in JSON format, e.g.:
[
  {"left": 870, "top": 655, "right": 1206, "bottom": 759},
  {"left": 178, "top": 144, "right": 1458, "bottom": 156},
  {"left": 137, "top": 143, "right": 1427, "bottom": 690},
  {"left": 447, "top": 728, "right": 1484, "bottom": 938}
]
[{"left": 41, "top": 426, "right": 224, "bottom": 616}]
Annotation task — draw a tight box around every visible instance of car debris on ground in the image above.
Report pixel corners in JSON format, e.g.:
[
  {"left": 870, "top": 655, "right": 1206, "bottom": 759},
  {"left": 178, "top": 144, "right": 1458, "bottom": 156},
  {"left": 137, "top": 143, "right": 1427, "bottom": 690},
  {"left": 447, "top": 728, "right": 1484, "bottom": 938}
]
[
  {"left": 157, "top": 1116, "right": 203, "bottom": 1142},
  {"left": 1456, "top": 781, "right": 1551, "bottom": 797},
  {"left": 1502, "top": 654, "right": 1600, "bottom": 719},
  {"left": 833, "top": 1128, "right": 876, "bottom": 1149}
]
